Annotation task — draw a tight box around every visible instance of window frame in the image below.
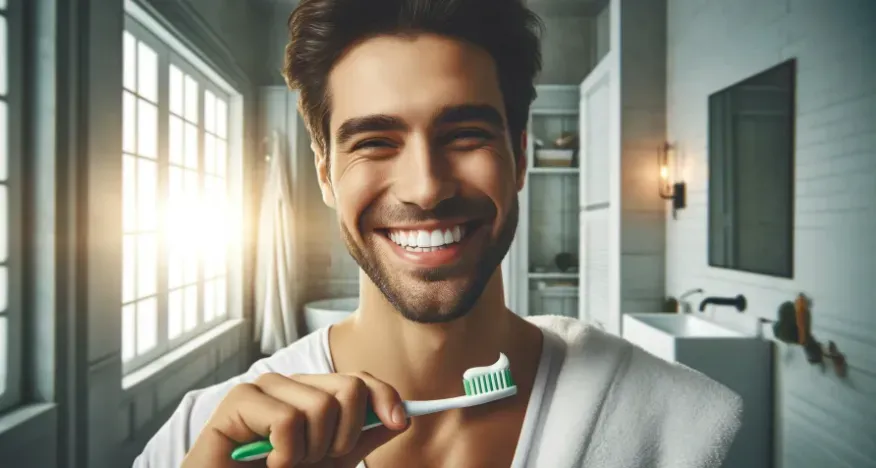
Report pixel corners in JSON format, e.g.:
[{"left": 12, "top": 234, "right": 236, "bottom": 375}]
[
  {"left": 121, "top": 15, "right": 236, "bottom": 376},
  {"left": 0, "top": 0, "right": 24, "bottom": 414}
]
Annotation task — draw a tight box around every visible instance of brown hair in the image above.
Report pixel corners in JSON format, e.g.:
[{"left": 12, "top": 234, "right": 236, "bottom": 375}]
[{"left": 283, "top": 0, "right": 544, "bottom": 159}]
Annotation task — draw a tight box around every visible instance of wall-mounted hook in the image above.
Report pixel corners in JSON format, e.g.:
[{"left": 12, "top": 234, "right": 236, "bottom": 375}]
[{"left": 769, "top": 294, "right": 847, "bottom": 378}]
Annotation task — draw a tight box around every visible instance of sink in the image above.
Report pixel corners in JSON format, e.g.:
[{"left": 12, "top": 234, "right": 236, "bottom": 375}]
[
  {"left": 628, "top": 313, "right": 742, "bottom": 339},
  {"left": 622, "top": 313, "right": 773, "bottom": 468}
]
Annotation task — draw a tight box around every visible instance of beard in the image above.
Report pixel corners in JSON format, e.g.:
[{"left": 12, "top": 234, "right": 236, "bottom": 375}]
[{"left": 340, "top": 196, "right": 519, "bottom": 324}]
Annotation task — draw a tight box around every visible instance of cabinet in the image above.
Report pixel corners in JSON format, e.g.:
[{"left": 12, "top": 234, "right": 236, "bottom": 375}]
[{"left": 504, "top": 85, "right": 581, "bottom": 318}]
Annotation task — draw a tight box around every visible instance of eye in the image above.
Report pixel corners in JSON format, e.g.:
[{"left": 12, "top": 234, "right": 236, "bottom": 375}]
[
  {"left": 444, "top": 128, "right": 494, "bottom": 146},
  {"left": 352, "top": 138, "right": 395, "bottom": 151}
]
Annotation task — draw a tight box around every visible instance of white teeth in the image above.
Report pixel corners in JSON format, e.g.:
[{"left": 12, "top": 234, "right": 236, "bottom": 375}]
[
  {"left": 416, "top": 230, "right": 430, "bottom": 246},
  {"left": 430, "top": 230, "right": 446, "bottom": 247},
  {"left": 443, "top": 230, "right": 454, "bottom": 244},
  {"left": 388, "top": 224, "right": 468, "bottom": 250}
]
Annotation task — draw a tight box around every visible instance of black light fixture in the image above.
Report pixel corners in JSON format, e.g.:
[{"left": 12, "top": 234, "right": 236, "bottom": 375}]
[{"left": 658, "top": 142, "right": 686, "bottom": 219}]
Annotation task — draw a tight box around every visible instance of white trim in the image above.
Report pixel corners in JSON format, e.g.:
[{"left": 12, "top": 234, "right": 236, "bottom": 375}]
[
  {"left": 124, "top": 0, "right": 238, "bottom": 98},
  {"left": 120, "top": 7, "right": 245, "bottom": 376},
  {"left": 122, "top": 318, "right": 244, "bottom": 391}
]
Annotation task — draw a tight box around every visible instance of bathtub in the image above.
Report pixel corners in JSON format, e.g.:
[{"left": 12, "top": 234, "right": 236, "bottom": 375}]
[{"left": 303, "top": 297, "right": 359, "bottom": 333}]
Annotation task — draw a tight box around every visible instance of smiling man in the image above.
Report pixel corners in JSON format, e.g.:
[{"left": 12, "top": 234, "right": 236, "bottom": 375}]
[{"left": 134, "top": 0, "right": 742, "bottom": 467}]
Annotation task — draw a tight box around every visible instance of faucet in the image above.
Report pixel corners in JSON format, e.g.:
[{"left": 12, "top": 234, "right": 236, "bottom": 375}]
[
  {"left": 699, "top": 294, "right": 747, "bottom": 312},
  {"left": 678, "top": 288, "right": 704, "bottom": 314}
]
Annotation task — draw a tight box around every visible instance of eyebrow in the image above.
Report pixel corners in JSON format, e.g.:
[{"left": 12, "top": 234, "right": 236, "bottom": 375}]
[{"left": 334, "top": 104, "right": 506, "bottom": 147}]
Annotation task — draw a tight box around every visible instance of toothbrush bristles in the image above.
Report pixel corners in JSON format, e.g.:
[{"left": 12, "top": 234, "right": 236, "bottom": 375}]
[{"left": 463, "top": 368, "right": 516, "bottom": 396}]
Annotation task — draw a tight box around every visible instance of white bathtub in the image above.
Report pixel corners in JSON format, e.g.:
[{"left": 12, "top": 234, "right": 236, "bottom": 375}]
[{"left": 303, "top": 297, "right": 358, "bottom": 333}]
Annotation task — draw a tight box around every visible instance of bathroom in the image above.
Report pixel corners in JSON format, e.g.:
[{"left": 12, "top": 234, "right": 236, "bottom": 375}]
[{"left": 0, "top": 0, "right": 874, "bottom": 466}]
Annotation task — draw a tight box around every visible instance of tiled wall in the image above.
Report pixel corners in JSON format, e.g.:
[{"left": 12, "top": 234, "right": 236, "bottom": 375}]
[{"left": 664, "top": 0, "right": 876, "bottom": 465}]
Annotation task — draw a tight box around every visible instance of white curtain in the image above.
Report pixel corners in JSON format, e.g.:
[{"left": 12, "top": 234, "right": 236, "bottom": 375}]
[{"left": 255, "top": 131, "right": 301, "bottom": 354}]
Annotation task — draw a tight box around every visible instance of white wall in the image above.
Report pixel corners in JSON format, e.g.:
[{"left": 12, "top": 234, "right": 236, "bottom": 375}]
[{"left": 665, "top": 0, "right": 876, "bottom": 466}]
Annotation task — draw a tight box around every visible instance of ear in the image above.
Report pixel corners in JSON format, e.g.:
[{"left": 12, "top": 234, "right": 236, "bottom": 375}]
[
  {"left": 312, "top": 142, "right": 336, "bottom": 207},
  {"left": 515, "top": 131, "right": 527, "bottom": 192}
]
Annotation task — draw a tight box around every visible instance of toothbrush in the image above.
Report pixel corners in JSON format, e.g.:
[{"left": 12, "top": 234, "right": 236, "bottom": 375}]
[{"left": 231, "top": 353, "right": 517, "bottom": 462}]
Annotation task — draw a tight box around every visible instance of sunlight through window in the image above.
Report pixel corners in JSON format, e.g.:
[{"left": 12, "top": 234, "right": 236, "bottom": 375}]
[{"left": 122, "top": 25, "right": 235, "bottom": 372}]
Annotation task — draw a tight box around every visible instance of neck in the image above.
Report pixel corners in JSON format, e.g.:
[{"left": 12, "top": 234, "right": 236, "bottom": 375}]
[{"left": 331, "top": 269, "right": 530, "bottom": 400}]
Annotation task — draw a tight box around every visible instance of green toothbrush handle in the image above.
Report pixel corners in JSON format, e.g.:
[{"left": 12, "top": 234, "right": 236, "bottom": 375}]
[{"left": 230, "top": 405, "right": 383, "bottom": 461}]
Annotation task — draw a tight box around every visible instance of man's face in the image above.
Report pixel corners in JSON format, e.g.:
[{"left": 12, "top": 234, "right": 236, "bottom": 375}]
[{"left": 317, "top": 33, "right": 526, "bottom": 323}]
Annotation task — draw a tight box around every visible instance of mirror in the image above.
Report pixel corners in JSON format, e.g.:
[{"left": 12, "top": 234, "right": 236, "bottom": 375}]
[{"left": 707, "top": 59, "right": 796, "bottom": 278}]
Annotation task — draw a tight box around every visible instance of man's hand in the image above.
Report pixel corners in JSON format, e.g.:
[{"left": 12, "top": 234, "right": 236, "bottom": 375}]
[{"left": 182, "top": 372, "right": 409, "bottom": 467}]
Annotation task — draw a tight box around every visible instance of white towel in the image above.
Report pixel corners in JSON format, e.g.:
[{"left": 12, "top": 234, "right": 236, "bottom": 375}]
[{"left": 527, "top": 315, "right": 743, "bottom": 468}]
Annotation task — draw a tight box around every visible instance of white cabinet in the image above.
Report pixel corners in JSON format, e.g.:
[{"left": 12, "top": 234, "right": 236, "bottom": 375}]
[{"left": 505, "top": 85, "right": 581, "bottom": 318}]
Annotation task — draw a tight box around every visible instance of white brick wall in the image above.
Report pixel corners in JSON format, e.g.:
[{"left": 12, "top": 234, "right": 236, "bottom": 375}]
[{"left": 665, "top": 0, "right": 876, "bottom": 466}]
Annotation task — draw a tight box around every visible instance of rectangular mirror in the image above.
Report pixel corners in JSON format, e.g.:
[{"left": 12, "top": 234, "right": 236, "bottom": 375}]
[{"left": 708, "top": 59, "right": 796, "bottom": 278}]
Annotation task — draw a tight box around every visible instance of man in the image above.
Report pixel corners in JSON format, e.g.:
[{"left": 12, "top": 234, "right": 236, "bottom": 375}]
[{"left": 135, "top": 0, "right": 742, "bottom": 466}]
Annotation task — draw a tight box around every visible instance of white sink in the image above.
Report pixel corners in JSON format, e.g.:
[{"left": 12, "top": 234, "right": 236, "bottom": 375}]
[{"left": 622, "top": 313, "right": 773, "bottom": 468}]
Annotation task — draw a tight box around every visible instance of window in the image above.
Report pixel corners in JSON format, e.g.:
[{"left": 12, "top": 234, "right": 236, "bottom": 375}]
[
  {"left": 122, "top": 18, "right": 235, "bottom": 373},
  {"left": 0, "top": 0, "right": 22, "bottom": 412}
]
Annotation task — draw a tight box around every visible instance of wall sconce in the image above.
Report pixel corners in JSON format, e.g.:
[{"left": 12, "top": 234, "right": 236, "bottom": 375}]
[{"left": 658, "top": 142, "right": 686, "bottom": 219}]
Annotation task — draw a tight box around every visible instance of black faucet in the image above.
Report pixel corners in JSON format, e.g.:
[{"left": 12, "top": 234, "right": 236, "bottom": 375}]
[{"left": 698, "top": 294, "right": 747, "bottom": 312}]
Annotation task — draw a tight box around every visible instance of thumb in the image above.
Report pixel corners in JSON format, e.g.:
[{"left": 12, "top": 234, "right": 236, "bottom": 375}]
[{"left": 336, "top": 423, "right": 409, "bottom": 468}]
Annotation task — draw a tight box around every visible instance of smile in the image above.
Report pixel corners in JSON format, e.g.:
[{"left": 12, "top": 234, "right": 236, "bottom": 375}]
[{"left": 387, "top": 224, "right": 467, "bottom": 252}]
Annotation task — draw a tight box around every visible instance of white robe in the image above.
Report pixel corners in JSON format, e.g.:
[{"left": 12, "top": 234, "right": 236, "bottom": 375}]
[{"left": 133, "top": 315, "right": 741, "bottom": 467}]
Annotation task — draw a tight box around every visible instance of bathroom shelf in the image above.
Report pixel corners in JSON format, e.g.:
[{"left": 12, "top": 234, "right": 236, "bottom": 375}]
[
  {"left": 529, "top": 167, "right": 579, "bottom": 175},
  {"left": 528, "top": 272, "right": 579, "bottom": 279},
  {"left": 501, "top": 85, "right": 581, "bottom": 319}
]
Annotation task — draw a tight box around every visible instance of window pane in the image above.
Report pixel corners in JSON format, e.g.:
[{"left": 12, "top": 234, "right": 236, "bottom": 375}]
[
  {"left": 217, "top": 278, "right": 227, "bottom": 317},
  {"left": 169, "top": 116, "right": 183, "bottom": 166},
  {"left": 0, "top": 185, "right": 5, "bottom": 262},
  {"left": 169, "top": 65, "right": 183, "bottom": 116},
  {"left": 122, "top": 235, "right": 135, "bottom": 304},
  {"left": 215, "top": 139, "right": 227, "bottom": 177},
  {"left": 0, "top": 101, "right": 7, "bottom": 181},
  {"left": 184, "top": 248, "right": 197, "bottom": 285},
  {"left": 184, "top": 123, "right": 198, "bottom": 169},
  {"left": 168, "top": 246, "right": 183, "bottom": 289},
  {"left": 136, "top": 234, "right": 156, "bottom": 298},
  {"left": 168, "top": 165, "right": 182, "bottom": 219},
  {"left": 137, "top": 158, "right": 156, "bottom": 231},
  {"left": 136, "top": 297, "right": 157, "bottom": 354},
  {"left": 204, "top": 279, "right": 215, "bottom": 322},
  {"left": 183, "top": 285, "right": 197, "bottom": 331},
  {"left": 216, "top": 99, "right": 227, "bottom": 139},
  {"left": 0, "top": 17, "right": 8, "bottom": 96},
  {"left": 137, "top": 99, "right": 157, "bottom": 159},
  {"left": 137, "top": 42, "right": 157, "bottom": 102},
  {"left": 184, "top": 76, "right": 198, "bottom": 123},
  {"left": 204, "top": 90, "right": 215, "bottom": 133},
  {"left": 168, "top": 289, "right": 182, "bottom": 339},
  {"left": 123, "top": 92, "right": 136, "bottom": 154},
  {"left": 204, "top": 134, "right": 215, "bottom": 174},
  {"left": 123, "top": 31, "right": 136, "bottom": 92},
  {"left": 122, "top": 304, "right": 135, "bottom": 362},
  {"left": 122, "top": 154, "right": 136, "bottom": 233},
  {"left": 0, "top": 267, "right": 6, "bottom": 312},
  {"left": 0, "top": 316, "right": 7, "bottom": 395}
]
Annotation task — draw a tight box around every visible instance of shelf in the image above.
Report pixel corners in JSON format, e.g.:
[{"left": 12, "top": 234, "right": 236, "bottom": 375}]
[
  {"left": 529, "top": 271, "right": 579, "bottom": 279},
  {"left": 529, "top": 167, "right": 579, "bottom": 175}
]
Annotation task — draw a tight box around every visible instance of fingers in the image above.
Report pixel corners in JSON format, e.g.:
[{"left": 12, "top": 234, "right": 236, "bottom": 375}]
[
  {"left": 288, "top": 371, "right": 408, "bottom": 458},
  {"left": 184, "top": 372, "right": 408, "bottom": 468},
  {"left": 183, "top": 382, "right": 304, "bottom": 468},
  {"left": 288, "top": 373, "right": 368, "bottom": 457},
  {"left": 348, "top": 371, "right": 408, "bottom": 431},
  {"left": 256, "top": 373, "right": 341, "bottom": 464}
]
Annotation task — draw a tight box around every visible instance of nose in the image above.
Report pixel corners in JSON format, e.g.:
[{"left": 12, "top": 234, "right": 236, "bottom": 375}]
[{"left": 393, "top": 139, "right": 458, "bottom": 210}]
